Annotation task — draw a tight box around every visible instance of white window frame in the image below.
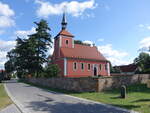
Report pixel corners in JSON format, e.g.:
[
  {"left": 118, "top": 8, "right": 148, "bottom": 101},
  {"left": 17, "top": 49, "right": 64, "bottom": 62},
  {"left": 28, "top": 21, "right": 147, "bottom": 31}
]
[
  {"left": 81, "top": 63, "right": 84, "bottom": 70},
  {"left": 73, "top": 62, "right": 77, "bottom": 71},
  {"left": 88, "top": 63, "right": 91, "bottom": 71}
]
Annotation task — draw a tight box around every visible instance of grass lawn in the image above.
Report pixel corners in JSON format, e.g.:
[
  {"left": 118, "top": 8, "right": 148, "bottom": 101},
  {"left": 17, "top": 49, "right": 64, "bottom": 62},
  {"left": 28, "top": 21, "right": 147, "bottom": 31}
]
[
  {"left": 70, "top": 84, "right": 150, "bottom": 113},
  {"left": 20, "top": 80, "right": 150, "bottom": 113},
  {"left": 0, "top": 83, "right": 12, "bottom": 110}
]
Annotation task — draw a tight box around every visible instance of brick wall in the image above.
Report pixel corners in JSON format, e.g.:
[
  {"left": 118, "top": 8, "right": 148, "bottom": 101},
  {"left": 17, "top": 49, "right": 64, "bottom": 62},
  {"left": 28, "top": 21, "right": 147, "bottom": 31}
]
[{"left": 24, "top": 74, "right": 150, "bottom": 92}]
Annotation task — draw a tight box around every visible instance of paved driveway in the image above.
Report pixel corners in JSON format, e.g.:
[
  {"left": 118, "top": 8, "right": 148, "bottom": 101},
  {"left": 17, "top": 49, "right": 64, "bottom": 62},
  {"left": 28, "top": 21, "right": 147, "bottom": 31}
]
[{"left": 5, "top": 79, "right": 134, "bottom": 113}]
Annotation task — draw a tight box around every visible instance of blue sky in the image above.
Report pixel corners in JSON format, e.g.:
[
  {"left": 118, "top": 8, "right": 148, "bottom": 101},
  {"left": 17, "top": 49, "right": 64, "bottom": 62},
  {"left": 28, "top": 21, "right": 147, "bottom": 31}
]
[{"left": 0, "top": 0, "right": 150, "bottom": 69}]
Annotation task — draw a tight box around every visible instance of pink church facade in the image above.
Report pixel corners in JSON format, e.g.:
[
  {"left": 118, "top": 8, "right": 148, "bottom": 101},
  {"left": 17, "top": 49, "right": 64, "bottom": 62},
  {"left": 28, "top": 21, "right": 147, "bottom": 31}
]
[{"left": 52, "top": 13, "right": 110, "bottom": 77}]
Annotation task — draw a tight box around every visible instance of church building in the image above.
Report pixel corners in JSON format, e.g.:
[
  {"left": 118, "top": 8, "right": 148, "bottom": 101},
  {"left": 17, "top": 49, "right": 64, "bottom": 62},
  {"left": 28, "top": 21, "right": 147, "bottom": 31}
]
[{"left": 52, "top": 13, "right": 110, "bottom": 77}]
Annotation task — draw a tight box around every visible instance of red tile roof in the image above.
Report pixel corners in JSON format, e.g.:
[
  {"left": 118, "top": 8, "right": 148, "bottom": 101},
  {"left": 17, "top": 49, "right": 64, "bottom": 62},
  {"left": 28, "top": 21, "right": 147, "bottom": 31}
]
[
  {"left": 58, "top": 29, "right": 74, "bottom": 37},
  {"left": 115, "top": 64, "right": 137, "bottom": 72},
  {"left": 60, "top": 44, "right": 108, "bottom": 61}
]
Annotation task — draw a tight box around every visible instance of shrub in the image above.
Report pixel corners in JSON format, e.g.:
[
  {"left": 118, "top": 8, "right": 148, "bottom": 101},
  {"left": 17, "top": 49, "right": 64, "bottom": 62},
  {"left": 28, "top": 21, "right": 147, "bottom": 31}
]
[{"left": 44, "top": 64, "right": 61, "bottom": 78}]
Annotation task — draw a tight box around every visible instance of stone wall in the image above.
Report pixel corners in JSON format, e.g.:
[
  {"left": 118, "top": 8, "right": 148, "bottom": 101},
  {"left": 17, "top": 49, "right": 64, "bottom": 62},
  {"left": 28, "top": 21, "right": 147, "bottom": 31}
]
[{"left": 25, "top": 74, "right": 150, "bottom": 92}]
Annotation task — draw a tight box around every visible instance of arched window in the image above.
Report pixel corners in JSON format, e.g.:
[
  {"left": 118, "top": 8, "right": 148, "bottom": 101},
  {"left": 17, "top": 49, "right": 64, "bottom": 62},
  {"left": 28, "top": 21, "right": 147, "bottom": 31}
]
[
  {"left": 99, "top": 64, "right": 102, "bottom": 70},
  {"left": 73, "top": 62, "right": 77, "bottom": 70},
  {"left": 88, "top": 64, "right": 91, "bottom": 70},
  {"left": 105, "top": 64, "right": 107, "bottom": 70},
  {"left": 66, "top": 40, "right": 69, "bottom": 45},
  {"left": 81, "top": 63, "right": 84, "bottom": 70}
]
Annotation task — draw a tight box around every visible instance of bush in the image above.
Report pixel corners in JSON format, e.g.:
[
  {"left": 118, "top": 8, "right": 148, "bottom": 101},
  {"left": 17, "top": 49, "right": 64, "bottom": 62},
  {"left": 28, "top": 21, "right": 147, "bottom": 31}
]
[{"left": 44, "top": 64, "right": 61, "bottom": 78}]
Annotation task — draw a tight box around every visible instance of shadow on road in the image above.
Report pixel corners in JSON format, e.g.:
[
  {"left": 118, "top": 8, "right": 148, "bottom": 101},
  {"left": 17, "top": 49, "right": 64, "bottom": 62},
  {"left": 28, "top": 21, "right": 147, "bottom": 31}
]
[{"left": 26, "top": 100, "right": 130, "bottom": 113}]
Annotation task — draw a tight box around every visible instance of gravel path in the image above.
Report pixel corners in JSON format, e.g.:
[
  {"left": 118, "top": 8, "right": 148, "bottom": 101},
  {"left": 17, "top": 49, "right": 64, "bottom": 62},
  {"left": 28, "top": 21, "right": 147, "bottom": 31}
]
[{"left": 5, "top": 79, "right": 135, "bottom": 113}]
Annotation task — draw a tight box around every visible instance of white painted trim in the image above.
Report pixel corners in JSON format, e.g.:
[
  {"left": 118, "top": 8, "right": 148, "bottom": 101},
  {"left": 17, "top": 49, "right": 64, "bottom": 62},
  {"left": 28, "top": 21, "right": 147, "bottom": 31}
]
[
  {"left": 93, "top": 64, "right": 94, "bottom": 70},
  {"left": 73, "top": 62, "right": 77, "bottom": 71},
  {"left": 107, "top": 63, "right": 110, "bottom": 76},
  {"left": 64, "top": 58, "right": 67, "bottom": 76},
  {"left": 72, "top": 39, "right": 74, "bottom": 48},
  {"left": 87, "top": 63, "right": 91, "bottom": 71}
]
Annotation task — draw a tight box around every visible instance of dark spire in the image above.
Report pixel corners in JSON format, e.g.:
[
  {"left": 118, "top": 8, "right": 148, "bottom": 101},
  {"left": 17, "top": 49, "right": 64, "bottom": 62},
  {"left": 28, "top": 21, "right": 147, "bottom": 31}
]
[{"left": 61, "top": 12, "right": 67, "bottom": 30}]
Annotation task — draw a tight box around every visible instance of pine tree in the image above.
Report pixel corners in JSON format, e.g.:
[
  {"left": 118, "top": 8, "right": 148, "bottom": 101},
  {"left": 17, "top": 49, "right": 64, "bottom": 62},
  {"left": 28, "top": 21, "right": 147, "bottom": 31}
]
[{"left": 29, "top": 19, "right": 52, "bottom": 77}]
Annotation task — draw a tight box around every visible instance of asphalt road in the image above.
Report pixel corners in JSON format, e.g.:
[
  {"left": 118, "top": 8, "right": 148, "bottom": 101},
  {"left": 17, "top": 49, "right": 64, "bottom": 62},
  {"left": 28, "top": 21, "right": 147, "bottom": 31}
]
[
  {"left": 5, "top": 79, "right": 133, "bottom": 113},
  {"left": 0, "top": 104, "right": 21, "bottom": 113}
]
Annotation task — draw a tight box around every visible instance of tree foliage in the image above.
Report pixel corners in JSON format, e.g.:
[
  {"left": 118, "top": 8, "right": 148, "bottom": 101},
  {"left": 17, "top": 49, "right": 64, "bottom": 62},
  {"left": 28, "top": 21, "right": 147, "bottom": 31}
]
[
  {"left": 134, "top": 52, "right": 150, "bottom": 73},
  {"left": 5, "top": 19, "right": 54, "bottom": 78},
  {"left": 44, "top": 64, "right": 61, "bottom": 78},
  {"left": 29, "top": 19, "right": 52, "bottom": 77}
]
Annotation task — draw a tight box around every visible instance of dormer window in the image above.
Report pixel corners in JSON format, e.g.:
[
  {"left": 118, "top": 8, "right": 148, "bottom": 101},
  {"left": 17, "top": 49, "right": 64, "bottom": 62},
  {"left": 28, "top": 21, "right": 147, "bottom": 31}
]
[{"left": 66, "top": 40, "right": 68, "bottom": 45}]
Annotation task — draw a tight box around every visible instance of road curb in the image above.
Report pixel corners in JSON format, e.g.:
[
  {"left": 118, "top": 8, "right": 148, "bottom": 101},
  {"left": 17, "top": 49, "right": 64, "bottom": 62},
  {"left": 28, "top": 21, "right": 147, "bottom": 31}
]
[{"left": 4, "top": 83, "right": 30, "bottom": 113}]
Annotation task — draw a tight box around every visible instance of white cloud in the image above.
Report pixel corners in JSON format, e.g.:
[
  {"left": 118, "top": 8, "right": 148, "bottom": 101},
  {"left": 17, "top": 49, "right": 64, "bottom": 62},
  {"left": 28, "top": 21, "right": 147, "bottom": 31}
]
[
  {"left": 98, "top": 44, "right": 128, "bottom": 58},
  {"left": 0, "top": 16, "right": 15, "bottom": 27},
  {"left": 15, "top": 27, "right": 36, "bottom": 39},
  {"left": 48, "top": 39, "right": 54, "bottom": 55},
  {"left": 97, "top": 44, "right": 130, "bottom": 65},
  {"left": 139, "top": 37, "right": 150, "bottom": 51},
  {"left": 138, "top": 24, "right": 145, "bottom": 28},
  {"left": 83, "top": 40, "right": 130, "bottom": 65},
  {"left": 138, "top": 24, "right": 150, "bottom": 31},
  {"left": 0, "top": 2, "right": 14, "bottom": 17},
  {"left": 83, "top": 40, "right": 93, "bottom": 45},
  {"left": 0, "top": 40, "right": 16, "bottom": 69},
  {"left": 35, "top": 0, "right": 97, "bottom": 18},
  {"left": 0, "top": 40, "right": 16, "bottom": 51},
  {"left": 0, "top": 2, "right": 15, "bottom": 28},
  {"left": 147, "top": 26, "right": 150, "bottom": 30}
]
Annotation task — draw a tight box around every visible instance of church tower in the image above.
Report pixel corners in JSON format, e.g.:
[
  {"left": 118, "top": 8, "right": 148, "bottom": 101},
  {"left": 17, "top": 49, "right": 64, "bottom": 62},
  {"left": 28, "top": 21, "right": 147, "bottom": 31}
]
[{"left": 53, "top": 13, "right": 74, "bottom": 59}]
